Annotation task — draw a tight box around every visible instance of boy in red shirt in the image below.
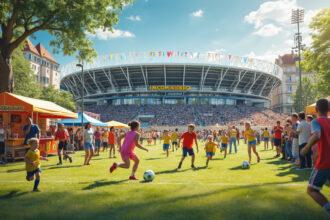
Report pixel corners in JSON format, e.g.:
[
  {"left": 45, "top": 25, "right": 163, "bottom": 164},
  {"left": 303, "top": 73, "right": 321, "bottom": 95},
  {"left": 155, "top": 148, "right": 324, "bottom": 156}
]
[
  {"left": 54, "top": 123, "right": 73, "bottom": 165},
  {"left": 302, "top": 99, "right": 330, "bottom": 215},
  {"left": 273, "top": 121, "right": 283, "bottom": 158},
  {"left": 177, "top": 124, "right": 199, "bottom": 170}
]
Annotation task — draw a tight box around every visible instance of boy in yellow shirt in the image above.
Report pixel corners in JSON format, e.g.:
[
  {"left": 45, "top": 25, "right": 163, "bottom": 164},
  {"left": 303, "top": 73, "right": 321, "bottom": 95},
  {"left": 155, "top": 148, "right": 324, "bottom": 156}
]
[
  {"left": 162, "top": 130, "right": 171, "bottom": 157},
  {"left": 25, "top": 138, "right": 48, "bottom": 192},
  {"left": 262, "top": 127, "right": 270, "bottom": 150},
  {"left": 244, "top": 122, "right": 261, "bottom": 164},
  {"left": 220, "top": 131, "right": 229, "bottom": 158},
  {"left": 205, "top": 135, "right": 218, "bottom": 167},
  {"left": 171, "top": 129, "right": 179, "bottom": 152}
]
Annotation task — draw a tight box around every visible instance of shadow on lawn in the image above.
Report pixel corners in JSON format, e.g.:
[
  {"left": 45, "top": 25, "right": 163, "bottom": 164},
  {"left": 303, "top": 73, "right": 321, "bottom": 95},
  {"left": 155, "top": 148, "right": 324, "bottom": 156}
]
[
  {"left": 0, "top": 190, "right": 29, "bottom": 200},
  {"left": 145, "top": 157, "right": 163, "bottom": 161},
  {"left": 83, "top": 179, "right": 128, "bottom": 190},
  {"left": 47, "top": 164, "right": 83, "bottom": 170}
]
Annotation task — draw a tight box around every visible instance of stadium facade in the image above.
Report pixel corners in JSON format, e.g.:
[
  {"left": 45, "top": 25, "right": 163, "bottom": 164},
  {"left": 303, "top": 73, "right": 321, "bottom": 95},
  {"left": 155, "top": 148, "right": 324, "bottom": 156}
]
[{"left": 60, "top": 51, "right": 283, "bottom": 107}]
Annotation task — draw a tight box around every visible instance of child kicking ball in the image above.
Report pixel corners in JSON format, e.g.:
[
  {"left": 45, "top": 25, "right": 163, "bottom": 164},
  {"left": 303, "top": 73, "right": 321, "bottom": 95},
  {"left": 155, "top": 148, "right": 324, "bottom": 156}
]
[
  {"left": 205, "top": 135, "right": 218, "bottom": 167},
  {"left": 25, "top": 138, "right": 48, "bottom": 192}
]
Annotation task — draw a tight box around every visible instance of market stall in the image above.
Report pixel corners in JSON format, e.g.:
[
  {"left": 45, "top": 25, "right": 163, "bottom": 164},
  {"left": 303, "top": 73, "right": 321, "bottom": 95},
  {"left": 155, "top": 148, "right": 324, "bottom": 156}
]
[
  {"left": 107, "top": 120, "right": 129, "bottom": 129},
  {"left": 60, "top": 112, "right": 108, "bottom": 127},
  {"left": 0, "top": 92, "right": 77, "bottom": 160}
]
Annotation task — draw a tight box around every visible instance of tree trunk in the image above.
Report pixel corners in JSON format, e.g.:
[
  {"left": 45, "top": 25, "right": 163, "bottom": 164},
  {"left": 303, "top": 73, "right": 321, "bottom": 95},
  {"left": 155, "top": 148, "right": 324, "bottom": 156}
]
[{"left": 0, "top": 52, "right": 14, "bottom": 93}]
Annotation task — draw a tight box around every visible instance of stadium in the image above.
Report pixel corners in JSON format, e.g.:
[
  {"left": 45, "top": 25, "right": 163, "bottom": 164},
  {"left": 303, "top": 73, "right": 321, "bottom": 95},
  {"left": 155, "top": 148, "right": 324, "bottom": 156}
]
[{"left": 60, "top": 51, "right": 285, "bottom": 127}]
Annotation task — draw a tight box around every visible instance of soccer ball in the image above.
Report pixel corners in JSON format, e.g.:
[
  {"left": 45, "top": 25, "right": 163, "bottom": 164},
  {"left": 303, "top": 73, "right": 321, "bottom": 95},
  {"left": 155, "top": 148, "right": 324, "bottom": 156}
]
[
  {"left": 242, "top": 161, "right": 250, "bottom": 169},
  {"left": 143, "top": 170, "right": 155, "bottom": 182}
]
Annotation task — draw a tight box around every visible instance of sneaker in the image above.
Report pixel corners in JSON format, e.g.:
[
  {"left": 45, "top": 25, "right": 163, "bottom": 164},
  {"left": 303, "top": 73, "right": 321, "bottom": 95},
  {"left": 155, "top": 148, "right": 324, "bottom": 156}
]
[
  {"left": 57, "top": 162, "right": 62, "bottom": 165},
  {"left": 109, "top": 163, "right": 117, "bottom": 173},
  {"left": 129, "top": 175, "right": 138, "bottom": 180},
  {"left": 68, "top": 157, "right": 73, "bottom": 163},
  {"left": 257, "top": 157, "right": 260, "bottom": 163},
  {"left": 191, "top": 165, "right": 196, "bottom": 169},
  {"left": 32, "top": 189, "right": 40, "bottom": 192},
  {"left": 177, "top": 162, "right": 182, "bottom": 170}
]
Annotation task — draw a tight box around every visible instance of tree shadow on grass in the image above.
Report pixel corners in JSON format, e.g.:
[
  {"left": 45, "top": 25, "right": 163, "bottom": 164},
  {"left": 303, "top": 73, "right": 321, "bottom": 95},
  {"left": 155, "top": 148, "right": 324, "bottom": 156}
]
[
  {"left": 155, "top": 168, "right": 190, "bottom": 175},
  {"left": 6, "top": 168, "right": 26, "bottom": 173},
  {"left": 0, "top": 190, "right": 29, "bottom": 200},
  {"left": 47, "top": 164, "right": 83, "bottom": 170},
  {"left": 145, "top": 157, "right": 163, "bottom": 161},
  {"left": 83, "top": 179, "right": 129, "bottom": 190}
]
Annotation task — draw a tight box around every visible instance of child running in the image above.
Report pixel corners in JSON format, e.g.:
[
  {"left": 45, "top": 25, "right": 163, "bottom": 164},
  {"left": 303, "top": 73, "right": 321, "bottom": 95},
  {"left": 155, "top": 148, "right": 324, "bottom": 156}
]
[
  {"left": 109, "top": 121, "right": 148, "bottom": 180},
  {"left": 205, "top": 135, "right": 218, "bottom": 167},
  {"left": 220, "top": 131, "right": 229, "bottom": 158},
  {"left": 171, "top": 128, "right": 179, "bottom": 151},
  {"left": 244, "top": 122, "right": 261, "bottom": 164},
  {"left": 177, "top": 124, "right": 199, "bottom": 170},
  {"left": 162, "top": 130, "right": 171, "bottom": 157},
  {"left": 25, "top": 138, "right": 48, "bottom": 192}
]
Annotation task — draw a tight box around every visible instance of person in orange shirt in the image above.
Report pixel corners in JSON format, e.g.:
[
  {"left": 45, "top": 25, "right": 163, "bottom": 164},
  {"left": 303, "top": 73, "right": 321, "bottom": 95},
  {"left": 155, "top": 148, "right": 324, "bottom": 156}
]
[{"left": 108, "top": 127, "right": 116, "bottom": 158}]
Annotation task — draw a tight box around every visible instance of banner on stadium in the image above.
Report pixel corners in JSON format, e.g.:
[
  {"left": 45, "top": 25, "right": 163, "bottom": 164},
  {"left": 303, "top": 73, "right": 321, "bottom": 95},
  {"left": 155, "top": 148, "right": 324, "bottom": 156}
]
[{"left": 149, "top": 85, "right": 191, "bottom": 91}]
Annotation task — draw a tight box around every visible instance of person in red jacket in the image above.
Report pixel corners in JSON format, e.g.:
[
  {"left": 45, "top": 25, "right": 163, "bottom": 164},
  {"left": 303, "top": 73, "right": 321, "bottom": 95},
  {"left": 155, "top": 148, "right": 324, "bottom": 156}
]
[{"left": 302, "top": 99, "right": 330, "bottom": 215}]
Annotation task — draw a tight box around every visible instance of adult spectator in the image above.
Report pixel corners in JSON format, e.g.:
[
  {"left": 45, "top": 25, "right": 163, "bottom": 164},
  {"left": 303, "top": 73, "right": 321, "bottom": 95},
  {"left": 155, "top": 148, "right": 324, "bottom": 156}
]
[
  {"left": 23, "top": 117, "right": 40, "bottom": 145},
  {"left": 291, "top": 113, "right": 300, "bottom": 166},
  {"left": 297, "top": 112, "right": 311, "bottom": 169},
  {"left": 273, "top": 121, "right": 283, "bottom": 158},
  {"left": 229, "top": 126, "right": 238, "bottom": 154}
]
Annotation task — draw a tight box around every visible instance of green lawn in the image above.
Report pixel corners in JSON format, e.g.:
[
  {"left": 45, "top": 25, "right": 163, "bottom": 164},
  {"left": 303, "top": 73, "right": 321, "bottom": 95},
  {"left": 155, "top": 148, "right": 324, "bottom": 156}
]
[{"left": 0, "top": 141, "right": 328, "bottom": 220}]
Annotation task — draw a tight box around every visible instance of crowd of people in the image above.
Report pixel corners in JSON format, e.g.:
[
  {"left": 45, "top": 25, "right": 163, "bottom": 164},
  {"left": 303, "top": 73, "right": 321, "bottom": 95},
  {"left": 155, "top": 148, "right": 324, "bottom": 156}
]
[
  {"left": 86, "top": 104, "right": 288, "bottom": 126},
  {"left": 1, "top": 98, "right": 329, "bottom": 216}
]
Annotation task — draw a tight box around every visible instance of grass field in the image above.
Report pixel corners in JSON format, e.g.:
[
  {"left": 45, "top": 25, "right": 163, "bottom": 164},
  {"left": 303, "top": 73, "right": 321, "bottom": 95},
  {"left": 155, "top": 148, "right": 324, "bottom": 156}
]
[{"left": 0, "top": 141, "right": 328, "bottom": 220}]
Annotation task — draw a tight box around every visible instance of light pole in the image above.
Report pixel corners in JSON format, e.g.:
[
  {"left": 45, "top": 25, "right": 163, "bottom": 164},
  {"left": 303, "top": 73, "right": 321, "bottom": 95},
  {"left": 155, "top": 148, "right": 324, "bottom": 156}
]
[
  {"left": 291, "top": 8, "right": 305, "bottom": 112},
  {"left": 76, "top": 63, "right": 84, "bottom": 134}
]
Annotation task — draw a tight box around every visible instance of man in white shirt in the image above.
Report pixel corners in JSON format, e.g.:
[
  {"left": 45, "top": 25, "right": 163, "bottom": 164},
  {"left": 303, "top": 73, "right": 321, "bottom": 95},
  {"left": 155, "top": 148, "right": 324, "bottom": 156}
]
[{"left": 297, "top": 112, "right": 311, "bottom": 169}]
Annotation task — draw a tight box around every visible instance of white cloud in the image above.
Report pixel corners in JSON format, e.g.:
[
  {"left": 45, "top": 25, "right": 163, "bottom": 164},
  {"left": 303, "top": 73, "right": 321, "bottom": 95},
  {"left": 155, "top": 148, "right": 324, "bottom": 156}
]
[
  {"left": 127, "top": 15, "right": 141, "bottom": 21},
  {"left": 191, "top": 9, "right": 204, "bottom": 18},
  {"left": 88, "top": 28, "right": 135, "bottom": 40},
  {"left": 252, "top": 23, "right": 282, "bottom": 37},
  {"left": 246, "top": 45, "right": 291, "bottom": 63},
  {"left": 207, "top": 48, "right": 226, "bottom": 53}
]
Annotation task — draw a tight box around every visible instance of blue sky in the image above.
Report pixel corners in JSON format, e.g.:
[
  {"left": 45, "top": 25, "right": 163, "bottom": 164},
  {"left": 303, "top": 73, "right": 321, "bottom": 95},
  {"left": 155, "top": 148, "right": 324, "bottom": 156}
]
[{"left": 30, "top": 0, "right": 330, "bottom": 66}]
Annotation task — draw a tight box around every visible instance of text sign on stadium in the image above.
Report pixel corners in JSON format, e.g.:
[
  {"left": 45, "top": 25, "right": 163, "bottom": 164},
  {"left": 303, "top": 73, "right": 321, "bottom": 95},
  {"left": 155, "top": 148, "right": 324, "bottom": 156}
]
[{"left": 149, "top": 85, "right": 191, "bottom": 91}]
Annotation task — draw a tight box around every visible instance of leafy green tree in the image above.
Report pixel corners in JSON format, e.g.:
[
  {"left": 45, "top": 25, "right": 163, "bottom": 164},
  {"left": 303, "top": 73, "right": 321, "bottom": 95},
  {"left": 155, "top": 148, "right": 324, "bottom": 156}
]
[
  {"left": 302, "top": 9, "right": 330, "bottom": 97},
  {"left": 0, "top": 0, "right": 131, "bottom": 92},
  {"left": 293, "top": 77, "right": 319, "bottom": 112},
  {"left": 12, "top": 46, "right": 41, "bottom": 98},
  {"left": 41, "top": 86, "right": 76, "bottom": 111}
]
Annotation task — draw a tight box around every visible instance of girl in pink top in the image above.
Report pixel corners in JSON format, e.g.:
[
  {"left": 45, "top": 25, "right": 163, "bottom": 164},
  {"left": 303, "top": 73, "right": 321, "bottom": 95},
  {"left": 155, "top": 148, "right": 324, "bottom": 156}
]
[{"left": 109, "top": 121, "right": 148, "bottom": 180}]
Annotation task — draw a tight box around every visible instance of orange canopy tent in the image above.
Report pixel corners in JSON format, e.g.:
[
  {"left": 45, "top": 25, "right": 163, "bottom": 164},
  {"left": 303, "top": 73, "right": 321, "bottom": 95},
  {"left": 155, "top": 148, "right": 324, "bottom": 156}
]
[
  {"left": 107, "top": 120, "right": 129, "bottom": 128},
  {"left": 0, "top": 92, "right": 77, "bottom": 119},
  {"left": 305, "top": 96, "right": 330, "bottom": 116}
]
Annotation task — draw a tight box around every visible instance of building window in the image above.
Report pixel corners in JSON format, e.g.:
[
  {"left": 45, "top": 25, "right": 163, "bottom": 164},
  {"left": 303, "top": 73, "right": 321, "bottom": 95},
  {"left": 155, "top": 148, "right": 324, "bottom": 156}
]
[{"left": 287, "top": 85, "right": 292, "bottom": 93}]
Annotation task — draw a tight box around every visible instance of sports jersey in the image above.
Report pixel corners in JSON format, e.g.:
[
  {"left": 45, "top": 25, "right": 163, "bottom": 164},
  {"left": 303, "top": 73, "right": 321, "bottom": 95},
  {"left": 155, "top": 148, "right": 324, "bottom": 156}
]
[
  {"left": 102, "top": 131, "right": 109, "bottom": 142},
  {"left": 162, "top": 135, "right": 171, "bottom": 144},
  {"left": 273, "top": 126, "right": 283, "bottom": 139},
  {"left": 312, "top": 117, "right": 330, "bottom": 169},
  {"left": 230, "top": 129, "right": 237, "bottom": 138},
  {"left": 205, "top": 142, "right": 217, "bottom": 153},
  {"left": 262, "top": 130, "right": 270, "bottom": 138},
  {"left": 181, "top": 132, "right": 196, "bottom": 149},
  {"left": 245, "top": 128, "right": 256, "bottom": 142},
  {"left": 221, "top": 135, "right": 229, "bottom": 144},
  {"left": 171, "top": 132, "right": 178, "bottom": 141},
  {"left": 25, "top": 149, "right": 40, "bottom": 172},
  {"left": 108, "top": 132, "right": 115, "bottom": 145}
]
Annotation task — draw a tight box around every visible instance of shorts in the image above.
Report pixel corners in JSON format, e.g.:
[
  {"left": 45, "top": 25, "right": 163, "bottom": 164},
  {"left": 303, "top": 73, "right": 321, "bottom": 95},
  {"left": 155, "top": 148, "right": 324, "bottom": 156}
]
[
  {"left": 263, "top": 137, "right": 269, "bottom": 142},
  {"left": 221, "top": 143, "right": 228, "bottom": 149},
  {"left": 274, "top": 138, "right": 281, "bottom": 147},
  {"left": 84, "top": 142, "right": 94, "bottom": 150},
  {"left": 26, "top": 168, "right": 41, "bottom": 180},
  {"left": 0, "top": 142, "right": 5, "bottom": 154},
  {"left": 95, "top": 140, "right": 101, "bottom": 149},
  {"left": 163, "top": 144, "right": 170, "bottom": 151},
  {"left": 58, "top": 141, "right": 68, "bottom": 151},
  {"left": 120, "top": 151, "right": 137, "bottom": 161},
  {"left": 182, "top": 147, "right": 194, "bottom": 157},
  {"left": 309, "top": 168, "right": 330, "bottom": 191},
  {"left": 206, "top": 152, "right": 214, "bottom": 157},
  {"left": 172, "top": 141, "right": 178, "bottom": 145},
  {"left": 102, "top": 141, "right": 108, "bottom": 148},
  {"left": 248, "top": 140, "right": 257, "bottom": 146}
]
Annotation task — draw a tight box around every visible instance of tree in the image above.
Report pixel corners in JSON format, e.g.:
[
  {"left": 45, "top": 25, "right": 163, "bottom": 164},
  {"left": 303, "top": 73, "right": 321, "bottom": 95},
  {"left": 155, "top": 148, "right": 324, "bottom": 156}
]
[
  {"left": 293, "top": 77, "right": 319, "bottom": 112},
  {"left": 12, "top": 46, "right": 41, "bottom": 98},
  {"left": 0, "top": 0, "right": 131, "bottom": 92},
  {"left": 302, "top": 9, "right": 330, "bottom": 97},
  {"left": 41, "top": 86, "right": 76, "bottom": 111}
]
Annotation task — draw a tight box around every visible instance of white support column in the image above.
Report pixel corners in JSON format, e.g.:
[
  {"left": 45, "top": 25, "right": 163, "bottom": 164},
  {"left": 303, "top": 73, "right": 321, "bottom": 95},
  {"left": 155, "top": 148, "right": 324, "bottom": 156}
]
[
  {"left": 201, "top": 66, "right": 211, "bottom": 91},
  {"left": 216, "top": 67, "right": 229, "bottom": 91},
  {"left": 164, "top": 65, "right": 167, "bottom": 86},
  {"left": 248, "top": 72, "right": 262, "bottom": 94},
  {"left": 120, "top": 67, "right": 132, "bottom": 90},
  {"left": 183, "top": 65, "right": 186, "bottom": 86},
  {"left": 73, "top": 74, "right": 88, "bottom": 95},
  {"left": 87, "top": 71, "right": 102, "bottom": 93},
  {"left": 140, "top": 66, "right": 148, "bottom": 90},
  {"left": 102, "top": 69, "right": 115, "bottom": 90},
  {"left": 259, "top": 76, "right": 271, "bottom": 96},
  {"left": 233, "top": 70, "right": 247, "bottom": 91}
]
